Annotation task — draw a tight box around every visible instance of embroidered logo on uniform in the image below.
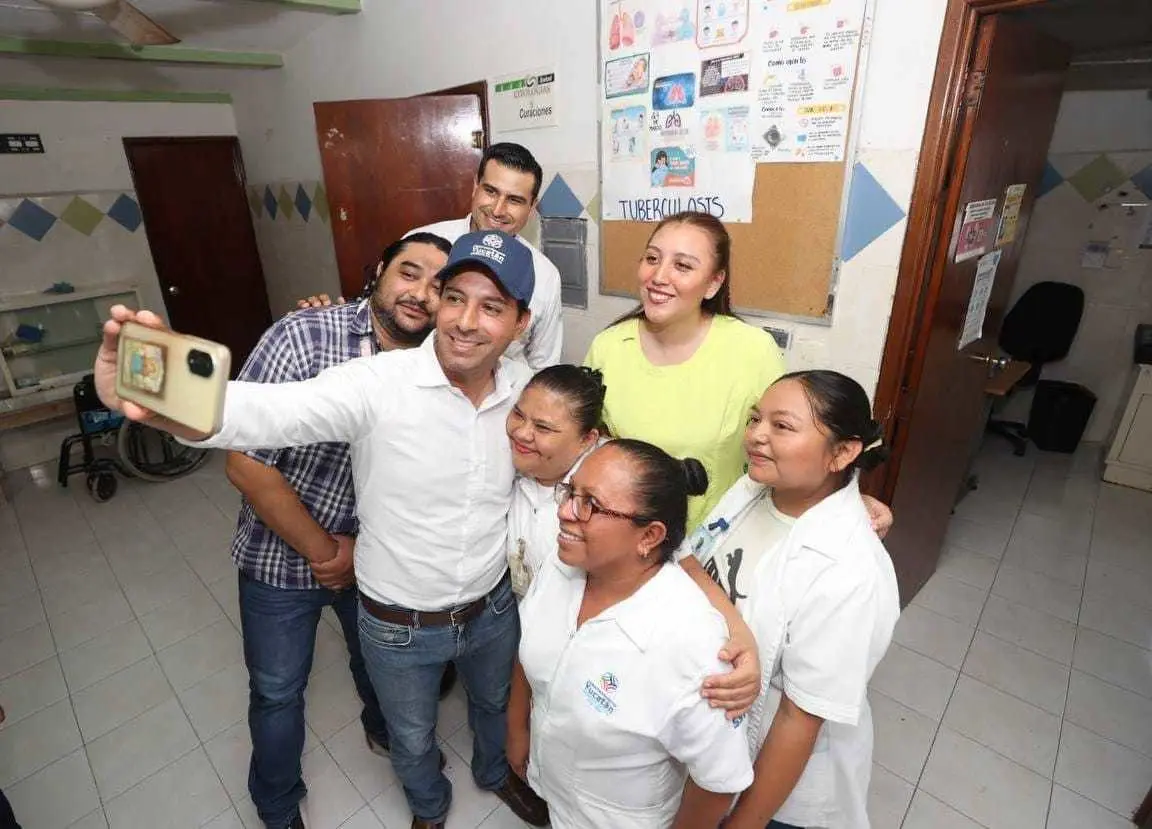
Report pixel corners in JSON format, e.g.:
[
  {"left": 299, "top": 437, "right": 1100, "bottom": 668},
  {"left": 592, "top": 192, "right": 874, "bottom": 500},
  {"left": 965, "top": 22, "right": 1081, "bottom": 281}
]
[
  {"left": 731, "top": 714, "right": 746, "bottom": 728},
  {"left": 583, "top": 680, "right": 617, "bottom": 714},
  {"left": 482, "top": 233, "right": 504, "bottom": 249},
  {"left": 600, "top": 672, "right": 619, "bottom": 694}
]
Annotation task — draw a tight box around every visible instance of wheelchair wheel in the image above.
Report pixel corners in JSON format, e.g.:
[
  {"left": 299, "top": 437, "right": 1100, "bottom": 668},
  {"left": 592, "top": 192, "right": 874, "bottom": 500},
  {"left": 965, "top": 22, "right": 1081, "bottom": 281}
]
[
  {"left": 87, "top": 470, "right": 118, "bottom": 502},
  {"left": 116, "top": 421, "right": 210, "bottom": 482}
]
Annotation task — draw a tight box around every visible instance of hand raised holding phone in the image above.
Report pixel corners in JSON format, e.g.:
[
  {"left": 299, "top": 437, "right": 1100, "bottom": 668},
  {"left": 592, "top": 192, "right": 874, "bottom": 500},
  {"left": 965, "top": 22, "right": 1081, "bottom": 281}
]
[{"left": 95, "top": 305, "right": 230, "bottom": 441}]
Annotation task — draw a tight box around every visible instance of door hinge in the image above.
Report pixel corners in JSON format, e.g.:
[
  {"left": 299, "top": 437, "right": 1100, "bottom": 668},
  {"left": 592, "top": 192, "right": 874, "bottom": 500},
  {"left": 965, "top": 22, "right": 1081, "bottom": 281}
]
[
  {"left": 963, "top": 70, "right": 986, "bottom": 107},
  {"left": 471, "top": 130, "right": 484, "bottom": 150}
]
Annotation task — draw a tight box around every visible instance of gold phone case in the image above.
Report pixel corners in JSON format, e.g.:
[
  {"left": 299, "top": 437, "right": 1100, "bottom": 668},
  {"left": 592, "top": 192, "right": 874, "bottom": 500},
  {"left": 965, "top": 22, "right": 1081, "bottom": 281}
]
[{"left": 114, "top": 321, "right": 231, "bottom": 435}]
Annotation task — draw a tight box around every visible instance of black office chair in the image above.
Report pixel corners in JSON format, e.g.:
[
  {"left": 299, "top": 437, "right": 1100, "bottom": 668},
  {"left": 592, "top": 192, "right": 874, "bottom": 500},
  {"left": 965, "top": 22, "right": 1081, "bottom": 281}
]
[{"left": 986, "top": 281, "right": 1084, "bottom": 456}]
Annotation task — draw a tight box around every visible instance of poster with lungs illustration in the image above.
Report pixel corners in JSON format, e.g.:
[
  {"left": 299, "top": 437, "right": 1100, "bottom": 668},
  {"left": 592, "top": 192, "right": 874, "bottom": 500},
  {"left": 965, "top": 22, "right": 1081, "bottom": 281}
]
[
  {"left": 601, "top": 0, "right": 755, "bottom": 221},
  {"left": 600, "top": 0, "right": 869, "bottom": 222}
]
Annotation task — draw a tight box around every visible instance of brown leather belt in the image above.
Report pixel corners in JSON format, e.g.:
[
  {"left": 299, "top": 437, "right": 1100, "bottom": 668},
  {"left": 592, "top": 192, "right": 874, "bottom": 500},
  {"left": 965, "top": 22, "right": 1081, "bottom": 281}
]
[{"left": 359, "top": 573, "right": 508, "bottom": 628}]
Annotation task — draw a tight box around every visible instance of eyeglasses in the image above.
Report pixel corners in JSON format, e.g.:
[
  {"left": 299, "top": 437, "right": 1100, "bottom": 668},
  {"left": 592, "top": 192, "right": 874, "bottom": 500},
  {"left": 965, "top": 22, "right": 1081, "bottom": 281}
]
[{"left": 554, "top": 481, "right": 652, "bottom": 524}]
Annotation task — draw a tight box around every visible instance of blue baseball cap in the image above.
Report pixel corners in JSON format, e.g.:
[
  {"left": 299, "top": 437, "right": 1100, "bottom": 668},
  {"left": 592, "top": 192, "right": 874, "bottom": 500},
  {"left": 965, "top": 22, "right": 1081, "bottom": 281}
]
[{"left": 437, "top": 230, "right": 535, "bottom": 305}]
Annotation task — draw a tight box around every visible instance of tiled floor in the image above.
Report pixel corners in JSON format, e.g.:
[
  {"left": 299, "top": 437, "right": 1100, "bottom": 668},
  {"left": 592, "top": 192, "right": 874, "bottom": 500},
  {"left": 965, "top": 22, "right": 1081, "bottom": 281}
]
[
  {"left": 867, "top": 441, "right": 1152, "bottom": 829},
  {"left": 0, "top": 453, "right": 529, "bottom": 829},
  {"left": 0, "top": 443, "right": 1150, "bottom": 828}
]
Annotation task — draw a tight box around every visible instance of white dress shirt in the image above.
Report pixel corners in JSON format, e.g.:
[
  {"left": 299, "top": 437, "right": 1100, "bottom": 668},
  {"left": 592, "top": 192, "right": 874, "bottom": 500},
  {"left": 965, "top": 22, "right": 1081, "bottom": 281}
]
[
  {"left": 187, "top": 334, "right": 533, "bottom": 610},
  {"left": 519, "top": 555, "right": 754, "bottom": 828},
  {"left": 682, "top": 475, "right": 900, "bottom": 828},
  {"left": 409, "top": 216, "right": 563, "bottom": 369}
]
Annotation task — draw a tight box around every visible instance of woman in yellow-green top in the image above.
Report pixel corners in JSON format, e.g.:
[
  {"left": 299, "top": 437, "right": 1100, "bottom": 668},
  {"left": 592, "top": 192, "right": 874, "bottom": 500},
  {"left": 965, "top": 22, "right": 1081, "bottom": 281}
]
[{"left": 584, "top": 211, "right": 786, "bottom": 531}]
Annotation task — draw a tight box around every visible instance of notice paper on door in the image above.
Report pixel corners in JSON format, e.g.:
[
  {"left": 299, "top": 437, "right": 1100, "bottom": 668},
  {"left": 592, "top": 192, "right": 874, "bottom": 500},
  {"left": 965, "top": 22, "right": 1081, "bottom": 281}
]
[
  {"left": 955, "top": 198, "right": 999, "bottom": 262},
  {"left": 959, "top": 249, "right": 1002, "bottom": 350}
]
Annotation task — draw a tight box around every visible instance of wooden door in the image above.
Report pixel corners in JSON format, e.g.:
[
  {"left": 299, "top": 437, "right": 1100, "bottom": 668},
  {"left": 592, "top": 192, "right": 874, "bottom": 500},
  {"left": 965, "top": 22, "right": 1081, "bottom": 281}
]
[
  {"left": 314, "top": 95, "right": 485, "bottom": 300},
  {"left": 878, "top": 15, "right": 1071, "bottom": 602},
  {"left": 124, "top": 137, "right": 272, "bottom": 376}
]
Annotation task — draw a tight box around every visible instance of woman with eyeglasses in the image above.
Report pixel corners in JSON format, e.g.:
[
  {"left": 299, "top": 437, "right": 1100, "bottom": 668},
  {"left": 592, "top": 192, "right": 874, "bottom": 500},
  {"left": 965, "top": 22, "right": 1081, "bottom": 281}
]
[
  {"left": 508, "top": 439, "right": 754, "bottom": 828},
  {"left": 505, "top": 365, "right": 761, "bottom": 718}
]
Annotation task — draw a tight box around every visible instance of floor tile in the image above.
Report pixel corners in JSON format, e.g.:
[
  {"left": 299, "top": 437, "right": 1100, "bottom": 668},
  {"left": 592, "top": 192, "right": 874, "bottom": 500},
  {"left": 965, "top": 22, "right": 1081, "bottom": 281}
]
[
  {"left": 0, "top": 563, "right": 36, "bottom": 607},
  {"left": 1078, "top": 591, "right": 1152, "bottom": 651},
  {"left": 1002, "top": 540, "right": 1087, "bottom": 589},
  {"left": 369, "top": 786, "right": 413, "bottom": 829},
  {"left": 1046, "top": 784, "right": 1134, "bottom": 829},
  {"left": 935, "top": 545, "right": 1000, "bottom": 592},
  {"left": 300, "top": 746, "right": 365, "bottom": 829},
  {"left": 0, "top": 656, "right": 68, "bottom": 725},
  {"left": 104, "top": 747, "right": 230, "bottom": 829},
  {"left": 1054, "top": 721, "right": 1152, "bottom": 817},
  {"left": 992, "top": 563, "right": 1082, "bottom": 624},
  {"left": 920, "top": 727, "right": 1051, "bottom": 829},
  {"left": 941, "top": 675, "right": 1061, "bottom": 777},
  {"left": 962, "top": 631, "right": 1070, "bottom": 715},
  {"left": 1064, "top": 669, "right": 1152, "bottom": 757},
  {"left": 0, "top": 592, "right": 46, "bottom": 640},
  {"left": 48, "top": 591, "right": 135, "bottom": 653},
  {"left": 310, "top": 618, "right": 352, "bottom": 678},
  {"left": 911, "top": 572, "right": 988, "bottom": 628},
  {"left": 0, "top": 697, "right": 82, "bottom": 788},
  {"left": 1021, "top": 475, "right": 1098, "bottom": 522},
  {"left": 60, "top": 619, "right": 152, "bottom": 693},
  {"left": 87, "top": 698, "right": 199, "bottom": 801},
  {"left": 339, "top": 805, "right": 386, "bottom": 829},
  {"left": 204, "top": 721, "right": 253, "bottom": 802},
  {"left": 137, "top": 586, "right": 227, "bottom": 652},
  {"left": 868, "top": 643, "right": 958, "bottom": 721},
  {"left": 233, "top": 796, "right": 261, "bottom": 829},
  {"left": 436, "top": 685, "right": 470, "bottom": 740},
  {"left": 201, "top": 808, "right": 243, "bottom": 829},
  {"left": 157, "top": 618, "right": 243, "bottom": 692},
  {"left": 72, "top": 657, "right": 175, "bottom": 743},
  {"left": 439, "top": 750, "right": 501, "bottom": 826},
  {"left": 1010, "top": 511, "right": 1091, "bottom": 558},
  {"left": 1071, "top": 628, "right": 1152, "bottom": 699},
  {"left": 325, "top": 718, "right": 400, "bottom": 803},
  {"left": 67, "top": 809, "right": 110, "bottom": 829},
  {"left": 865, "top": 763, "right": 914, "bottom": 829},
  {"left": 0, "top": 620, "right": 55, "bottom": 681},
  {"left": 40, "top": 564, "right": 123, "bottom": 619},
  {"left": 119, "top": 560, "right": 210, "bottom": 617},
  {"left": 1084, "top": 558, "right": 1152, "bottom": 612},
  {"left": 869, "top": 690, "right": 937, "bottom": 784},
  {"left": 305, "top": 664, "right": 363, "bottom": 741},
  {"left": 901, "top": 789, "right": 984, "bottom": 829},
  {"left": 6, "top": 749, "right": 100, "bottom": 829},
  {"left": 207, "top": 575, "right": 241, "bottom": 628},
  {"left": 979, "top": 595, "right": 1077, "bottom": 665},
  {"left": 104, "top": 538, "right": 187, "bottom": 583},
  {"left": 178, "top": 661, "right": 249, "bottom": 741},
  {"left": 31, "top": 544, "right": 110, "bottom": 590},
  {"left": 944, "top": 517, "right": 1012, "bottom": 559},
  {"left": 1090, "top": 524, "right": 1152, "bottom": 577},
  {"left": 892, "top": 604, "right": 974, "bottom": 670},
  {"left": 477, "top": 805, "right": 532, "bottom": 829}
]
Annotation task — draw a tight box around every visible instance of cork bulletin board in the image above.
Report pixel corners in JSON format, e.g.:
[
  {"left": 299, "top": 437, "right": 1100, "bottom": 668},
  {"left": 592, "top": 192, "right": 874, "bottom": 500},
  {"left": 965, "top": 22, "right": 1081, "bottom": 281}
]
[{"left": 601, "top": 161, "right": 847, "bottom": 319}]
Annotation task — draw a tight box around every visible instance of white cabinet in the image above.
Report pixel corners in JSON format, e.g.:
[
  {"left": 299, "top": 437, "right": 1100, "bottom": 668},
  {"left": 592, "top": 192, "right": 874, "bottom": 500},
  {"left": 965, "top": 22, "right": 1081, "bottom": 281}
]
[{"left": 1103, "top": 364, "right": 1152, "bottom": 492}]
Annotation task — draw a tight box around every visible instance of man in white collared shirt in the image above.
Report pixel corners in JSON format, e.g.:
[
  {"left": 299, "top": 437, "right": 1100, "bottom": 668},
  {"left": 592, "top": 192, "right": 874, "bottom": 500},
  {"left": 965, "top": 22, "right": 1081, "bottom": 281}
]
[
  {"left": 408, "top": 142, "right": 563, "bottom": 370},
  {"left": 92, "top": 230, "right": 551, "bottom": 829}
]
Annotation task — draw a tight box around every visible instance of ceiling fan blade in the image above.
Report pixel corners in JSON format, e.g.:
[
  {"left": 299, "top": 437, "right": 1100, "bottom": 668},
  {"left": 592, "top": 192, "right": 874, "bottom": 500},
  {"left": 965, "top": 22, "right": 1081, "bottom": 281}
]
[{"left": 92, "top": 0, "right": 179, "bottom": 45}]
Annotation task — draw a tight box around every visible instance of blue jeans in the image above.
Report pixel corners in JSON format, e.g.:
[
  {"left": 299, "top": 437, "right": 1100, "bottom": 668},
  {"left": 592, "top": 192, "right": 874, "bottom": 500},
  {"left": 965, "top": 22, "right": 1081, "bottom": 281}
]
[
  {"left": 358, "top": 574, "right": 519, "bottom": 823},
  {"left": 238, "top": 571, "right": 388, "bottom": 829}
]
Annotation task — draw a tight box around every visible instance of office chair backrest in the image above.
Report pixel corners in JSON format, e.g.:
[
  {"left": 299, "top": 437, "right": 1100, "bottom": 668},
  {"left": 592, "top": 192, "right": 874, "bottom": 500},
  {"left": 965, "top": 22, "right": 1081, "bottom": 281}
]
[{"left": 998, "top": 281, "right": 1084, "bottom": 386}]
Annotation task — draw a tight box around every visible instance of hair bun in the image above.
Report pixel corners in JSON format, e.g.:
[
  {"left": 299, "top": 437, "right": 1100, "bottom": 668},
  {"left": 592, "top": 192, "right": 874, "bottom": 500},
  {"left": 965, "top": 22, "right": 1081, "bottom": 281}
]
[
  {"left": 580, "top": 366, "right": 606, "bottom": 388},
  {"left": 680, "top": 457, "right": 709, "bottom": 497},
  {"left": 856, "top": 422, "right": 889, "bottom": 472}
]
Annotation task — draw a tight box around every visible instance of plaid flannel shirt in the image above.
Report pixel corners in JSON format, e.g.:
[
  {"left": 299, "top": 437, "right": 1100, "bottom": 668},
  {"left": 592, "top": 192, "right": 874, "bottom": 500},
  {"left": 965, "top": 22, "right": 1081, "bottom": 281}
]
[{"left": 229, "top": 300, "right": 377, "bottom": 589}]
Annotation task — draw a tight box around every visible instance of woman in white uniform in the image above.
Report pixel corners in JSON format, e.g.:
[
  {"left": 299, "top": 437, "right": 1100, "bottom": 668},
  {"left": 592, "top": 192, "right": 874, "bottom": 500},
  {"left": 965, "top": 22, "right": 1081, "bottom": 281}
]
[
  {"left": 504, "top": 364, "right": 761, "bottom": 716},
  {"left": 686, "top": 371, "right": 901, "bottom": 829},
  {"left": 509, "top": 439, "right": 755, "bottom": 828}
]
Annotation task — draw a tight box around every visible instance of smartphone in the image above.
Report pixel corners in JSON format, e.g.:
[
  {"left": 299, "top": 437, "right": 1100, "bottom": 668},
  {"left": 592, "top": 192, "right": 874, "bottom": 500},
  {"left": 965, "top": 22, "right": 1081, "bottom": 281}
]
[{"left": 115, "top": 321, "right": 231, "bottom": 435}]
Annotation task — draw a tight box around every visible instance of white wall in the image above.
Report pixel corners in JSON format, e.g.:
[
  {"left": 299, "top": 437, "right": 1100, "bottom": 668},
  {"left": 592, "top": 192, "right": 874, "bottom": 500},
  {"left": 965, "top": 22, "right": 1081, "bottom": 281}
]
[
  {"left": 1007, "top": 90, "right": 1152, "bottom": 444},
  {"left": 223, "top": 0, "right": 950, "bottom": 384},
  {"left": 0, "top": 99, "right": 236, "bottom": 470}
]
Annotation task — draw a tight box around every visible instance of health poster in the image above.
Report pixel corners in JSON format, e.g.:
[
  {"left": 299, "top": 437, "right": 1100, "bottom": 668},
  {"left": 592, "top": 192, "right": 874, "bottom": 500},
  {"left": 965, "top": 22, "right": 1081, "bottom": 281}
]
[
  {"left": 600, "top": 0, "right": 757, "bottom": 221},
  {"left": 749, "top": 0, "right": 867, "bottom": 163},
  {"left": 955, "top": 198, "right": 998, "bottom": 263},
  {"left": 959, "top": 250, "right": 1001, "bottom": 350},
  {"left": 995, "top": 183, "right": 1027, "bottom": 248}
]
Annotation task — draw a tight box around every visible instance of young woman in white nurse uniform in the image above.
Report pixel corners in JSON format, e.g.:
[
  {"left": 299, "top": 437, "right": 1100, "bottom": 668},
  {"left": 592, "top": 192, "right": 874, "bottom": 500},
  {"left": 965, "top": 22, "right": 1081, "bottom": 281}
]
[
  {"left": 686, "top": 371, "right": 901, "bottom": 829},
  {"left": 509, "top": 439, "right": 755, "bottom": 828},
  {"left": 504, "top": 364, "right": 761, "bottom": 715}
]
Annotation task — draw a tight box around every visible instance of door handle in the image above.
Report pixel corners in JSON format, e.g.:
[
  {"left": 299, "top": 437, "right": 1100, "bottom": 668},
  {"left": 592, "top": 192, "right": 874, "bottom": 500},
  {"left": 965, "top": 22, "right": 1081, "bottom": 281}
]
[
  {"left": 966, "top": 352, "right": 1008, "bottom": 370},
  {"left": 167, "top": 285, "right": 180, "bottom": 296}
]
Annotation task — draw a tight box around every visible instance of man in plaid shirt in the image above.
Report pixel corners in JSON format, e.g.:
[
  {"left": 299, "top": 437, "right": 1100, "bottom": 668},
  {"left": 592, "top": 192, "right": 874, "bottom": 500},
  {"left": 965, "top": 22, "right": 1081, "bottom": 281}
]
[{"left": 225, "top": 232, "right": 451, "bottom": 829}]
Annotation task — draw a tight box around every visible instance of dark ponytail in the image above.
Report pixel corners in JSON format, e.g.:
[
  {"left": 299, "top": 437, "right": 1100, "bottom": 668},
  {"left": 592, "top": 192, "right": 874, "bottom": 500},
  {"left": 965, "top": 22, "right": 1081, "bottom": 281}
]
[
  {"left": 778, "top": 370, "right": 889, "bottom": 474},
  {"left": 525, "top": 365, "right": 606, "bottom": 434},
  {"left": 607, "top": 439, "right": 710, "bottom": 562}
]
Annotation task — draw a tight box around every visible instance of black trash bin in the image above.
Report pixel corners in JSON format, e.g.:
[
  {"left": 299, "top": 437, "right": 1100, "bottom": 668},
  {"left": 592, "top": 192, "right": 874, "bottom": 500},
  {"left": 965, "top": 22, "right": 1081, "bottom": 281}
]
[{"left": 1028, "top": 380, "right": 1096, "bottom": 453}]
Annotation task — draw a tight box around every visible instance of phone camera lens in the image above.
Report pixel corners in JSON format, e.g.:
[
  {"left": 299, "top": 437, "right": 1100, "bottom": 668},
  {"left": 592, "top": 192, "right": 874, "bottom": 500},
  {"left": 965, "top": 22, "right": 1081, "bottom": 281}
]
[{"left": 187, "top": 349, "right": 215, "bottom": 378}]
